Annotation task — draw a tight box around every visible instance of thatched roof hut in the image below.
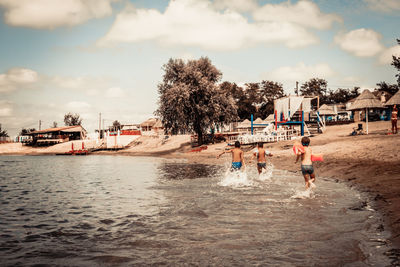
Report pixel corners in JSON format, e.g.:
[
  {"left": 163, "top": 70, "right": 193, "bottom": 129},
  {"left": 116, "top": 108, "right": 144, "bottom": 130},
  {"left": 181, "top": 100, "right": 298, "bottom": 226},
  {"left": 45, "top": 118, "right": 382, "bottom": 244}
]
[
  {"left": 318, "top": 104, "right": 337, "bottom": 116},
  {"left": 385, "top": 90, "right": 400, "bottom": 106},
  {"left": 347, "top": 89, "right": 383, "bottom": 110}
]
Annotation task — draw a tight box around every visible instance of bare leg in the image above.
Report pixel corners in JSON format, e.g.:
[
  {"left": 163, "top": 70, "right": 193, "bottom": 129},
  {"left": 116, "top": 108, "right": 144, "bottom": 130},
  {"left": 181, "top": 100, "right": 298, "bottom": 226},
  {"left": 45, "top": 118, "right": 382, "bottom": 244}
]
[
  {"left": 257, "top": 166, "right": 262, "bottom": 174},
  {"left": 303, "top": 174, "right": 310, "bottom": 189},
  {"left": 310, "top": 173, "right": 316, "bottom": 183}
]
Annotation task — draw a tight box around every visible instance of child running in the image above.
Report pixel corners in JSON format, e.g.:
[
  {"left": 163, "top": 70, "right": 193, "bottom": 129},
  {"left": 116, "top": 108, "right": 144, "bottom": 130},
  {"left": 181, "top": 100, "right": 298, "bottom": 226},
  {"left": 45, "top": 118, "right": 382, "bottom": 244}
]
[
  {"left": 217, "top": 141, "right": 245, "bottom": 171},
  {"left": 295, "top": 137, "right": 315, "bottom": 189},
  {"left": 252, "top": 142, "right": 273, "bottom": 174}
]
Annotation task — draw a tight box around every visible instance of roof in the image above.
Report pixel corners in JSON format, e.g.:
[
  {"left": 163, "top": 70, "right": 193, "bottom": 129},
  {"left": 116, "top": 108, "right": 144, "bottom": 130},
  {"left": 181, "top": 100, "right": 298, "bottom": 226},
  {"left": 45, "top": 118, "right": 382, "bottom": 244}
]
[
  {"left": 385, "top": 90, "right": 400, "bottom": 106},
  {"left": 140, "top": 118, "right": 158, "bottom": 127},
  {"left": 30, "top": 125, "right": 86, "bottom": 134},
  {"left": 318, "top": 104, "right": 337, "bottom": 115},
  {"left": 153, "top": 119, "right": 163, "bottom": 128},
  {"left": 253, "top": 117, "right": 263, "bottom": 124},
  {"left": 347, "top": 89, "right": 384, "bottom": 110},
  {"left": 265, "top": 114, "right": 275, "bottom": 122}
]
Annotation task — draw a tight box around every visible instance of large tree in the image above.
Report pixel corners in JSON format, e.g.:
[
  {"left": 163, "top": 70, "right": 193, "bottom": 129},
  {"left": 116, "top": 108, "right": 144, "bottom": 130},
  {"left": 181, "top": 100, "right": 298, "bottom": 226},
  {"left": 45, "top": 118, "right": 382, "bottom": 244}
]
[
  {"left": 392, "top": 39, "right": 400, "bottom": 86},
  {"left": 300, "top": 78, "right": 329, "bottom": 104},
  {"left": 258, "top": 80, "right": 286, "bottom": 117},
  {"left": 155, "top": 57, "right": 237, "bottom": 144},
  {"left": 64, "top": 113, "right": 82, "bottom": 126}
]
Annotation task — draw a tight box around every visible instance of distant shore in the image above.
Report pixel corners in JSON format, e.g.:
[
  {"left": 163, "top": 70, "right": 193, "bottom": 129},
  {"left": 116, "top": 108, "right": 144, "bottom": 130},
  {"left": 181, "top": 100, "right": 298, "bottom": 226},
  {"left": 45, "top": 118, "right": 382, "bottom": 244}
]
[{"left": 1, "top": 121, "right": 400, "bottom": 248}]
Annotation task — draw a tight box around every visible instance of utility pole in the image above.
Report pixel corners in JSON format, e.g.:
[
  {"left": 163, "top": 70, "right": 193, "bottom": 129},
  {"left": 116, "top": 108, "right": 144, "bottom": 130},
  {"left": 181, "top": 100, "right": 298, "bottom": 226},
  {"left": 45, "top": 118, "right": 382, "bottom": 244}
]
[
  {"left": 295, "top": 81, "right": 299, "bottom": 96},
  {"left": 98, "top": 113, "right": 101, "bottom": 139},
  {"left": 39, "top": 120, "right": 41, "bottom": 130}
]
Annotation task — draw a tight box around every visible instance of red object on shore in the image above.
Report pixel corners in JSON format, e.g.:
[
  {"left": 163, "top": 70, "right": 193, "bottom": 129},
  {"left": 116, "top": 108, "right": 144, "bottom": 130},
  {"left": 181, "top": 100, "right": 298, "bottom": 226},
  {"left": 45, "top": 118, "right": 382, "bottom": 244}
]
[{"left": 189, "top": 145, "right": 208, "bottom": 153}]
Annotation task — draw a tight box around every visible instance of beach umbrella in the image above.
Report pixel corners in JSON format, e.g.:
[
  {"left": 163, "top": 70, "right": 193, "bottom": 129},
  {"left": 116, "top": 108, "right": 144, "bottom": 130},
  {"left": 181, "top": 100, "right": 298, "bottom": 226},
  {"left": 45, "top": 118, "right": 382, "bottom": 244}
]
[
  {"left": 385, "top": 89, "right": 400, "bottom": 106},
  {"left": 347, "top": 89, "right": 383, "bottom": 134}
]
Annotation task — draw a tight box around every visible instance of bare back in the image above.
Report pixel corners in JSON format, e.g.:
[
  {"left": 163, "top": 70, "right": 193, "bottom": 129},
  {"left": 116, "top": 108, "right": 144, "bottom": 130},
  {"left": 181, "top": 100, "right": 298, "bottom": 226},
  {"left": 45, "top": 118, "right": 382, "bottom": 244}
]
[
  {"left": 255, "top": 148, "right": 267, "bottom": 163},
  {"left": 231, "top": 148, "right": 243, "bottom": 163},
  {"left": 301, "top": 146, "right": 312, "bottom": 165}
]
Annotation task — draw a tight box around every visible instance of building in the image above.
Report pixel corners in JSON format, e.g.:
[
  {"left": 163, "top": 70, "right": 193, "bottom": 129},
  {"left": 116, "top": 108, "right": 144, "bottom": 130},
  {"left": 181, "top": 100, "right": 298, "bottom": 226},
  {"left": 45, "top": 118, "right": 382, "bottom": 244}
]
[{"left": 27, "top": 125, "right": 86, "bottom": 146}]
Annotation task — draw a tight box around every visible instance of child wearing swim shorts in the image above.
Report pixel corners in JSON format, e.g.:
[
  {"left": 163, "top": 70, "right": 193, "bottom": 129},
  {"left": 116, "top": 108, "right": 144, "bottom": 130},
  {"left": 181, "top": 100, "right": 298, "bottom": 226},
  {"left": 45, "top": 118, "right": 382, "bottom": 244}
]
[
  {"left": 217, "top": 141, "right": 245, "bottom": 171},
  {"left": 295, "top": 137, "right": 315, "bottom": 189},
  {"left": 252, "top": 142, "right": 273, "bottom": 174}
]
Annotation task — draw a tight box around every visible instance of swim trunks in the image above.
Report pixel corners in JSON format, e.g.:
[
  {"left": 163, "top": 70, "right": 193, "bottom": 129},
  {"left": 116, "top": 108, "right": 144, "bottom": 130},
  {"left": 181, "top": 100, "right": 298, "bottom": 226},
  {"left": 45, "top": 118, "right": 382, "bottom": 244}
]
[
  {"left": 257, "top": 163, "right": 267, "bottom": 169},
  {"left": 301, "top": 164, "right": 314, "bottom": 175},
  {"left": 231, "top": 162, "right": 242, "bottom": 170}
]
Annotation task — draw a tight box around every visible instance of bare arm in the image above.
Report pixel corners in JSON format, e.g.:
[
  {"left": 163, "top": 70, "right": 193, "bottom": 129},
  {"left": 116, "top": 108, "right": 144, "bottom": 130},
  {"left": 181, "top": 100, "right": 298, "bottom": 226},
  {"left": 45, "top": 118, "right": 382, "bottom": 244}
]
[
  {"left": 295, "top": 152, "right": 301, "bottom": 163},
  {"left": 217, "top": 149, "right": 230, "bottom": 159}
]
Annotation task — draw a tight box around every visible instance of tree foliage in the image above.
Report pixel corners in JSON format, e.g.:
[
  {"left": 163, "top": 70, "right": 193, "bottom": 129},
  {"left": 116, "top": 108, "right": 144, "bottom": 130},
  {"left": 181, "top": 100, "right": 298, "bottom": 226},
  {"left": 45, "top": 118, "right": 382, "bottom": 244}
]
[
  {"left": 375, "top": 81, "right": 399, "bottom": 96},
  {"left": 64, "top": 113, "right": 82, "bottom": 126},
  {"left": 112, "top": 120, "right": 121, "bottom": 130},
  {"left": 155, "top": 57, "right": 237, "bottom": 144},
  {"left": 20, "top": 128, "right": 36, "bottom": 136},
  {"left": 392, "top": 39, "right": 400, "bottom": 86},
  {"left": 326, "top": 87, "right": 360, "bottom": 104},
  {"left": 0, "top": 125, "right": 9, "bottom": 137},
  {"left": 258, "top": 80, "right": 286, "bottom": 117},
  {"left": 52, "top": 121, "right": 58, "bottom": 128},
  {"left": 300, "top": 78, "right": 328, "bottom": 98}
]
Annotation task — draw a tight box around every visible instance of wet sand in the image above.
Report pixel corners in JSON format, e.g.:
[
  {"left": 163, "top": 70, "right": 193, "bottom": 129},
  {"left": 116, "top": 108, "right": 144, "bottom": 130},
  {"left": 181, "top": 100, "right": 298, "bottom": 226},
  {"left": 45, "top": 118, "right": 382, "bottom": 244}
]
[{"left": 1, "top": 121, "right": 400, "bottom": 248}]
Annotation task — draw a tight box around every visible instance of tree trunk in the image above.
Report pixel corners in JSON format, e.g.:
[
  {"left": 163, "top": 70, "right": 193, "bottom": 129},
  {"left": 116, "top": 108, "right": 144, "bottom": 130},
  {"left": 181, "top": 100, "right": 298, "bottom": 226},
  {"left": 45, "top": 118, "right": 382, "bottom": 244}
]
[{"left": 197, "top": 130, "right": 203, "bottom": 146}]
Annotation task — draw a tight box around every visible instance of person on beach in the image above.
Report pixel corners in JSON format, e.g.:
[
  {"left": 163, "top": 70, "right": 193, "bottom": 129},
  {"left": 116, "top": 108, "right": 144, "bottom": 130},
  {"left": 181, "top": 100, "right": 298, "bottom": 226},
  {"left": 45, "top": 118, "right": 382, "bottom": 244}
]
[
  {"left": 217, "top": 141, "right": 245, "bottom": 171},
  {"left": 251, "top": 142, "right": 273, "bottom": 174},
  {"left": 391, "top": 105, "right": 398, "bottom": 134},
  {"left": 295, "top": 137, "right": 315, "bottom": 189}
]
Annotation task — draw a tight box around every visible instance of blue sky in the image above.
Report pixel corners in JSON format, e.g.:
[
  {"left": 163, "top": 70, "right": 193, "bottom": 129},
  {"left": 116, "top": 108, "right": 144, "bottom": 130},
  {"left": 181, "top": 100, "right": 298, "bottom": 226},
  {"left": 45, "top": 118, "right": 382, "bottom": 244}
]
[{"left": 0, "top": 0, "right": 399, "bottom": 137}]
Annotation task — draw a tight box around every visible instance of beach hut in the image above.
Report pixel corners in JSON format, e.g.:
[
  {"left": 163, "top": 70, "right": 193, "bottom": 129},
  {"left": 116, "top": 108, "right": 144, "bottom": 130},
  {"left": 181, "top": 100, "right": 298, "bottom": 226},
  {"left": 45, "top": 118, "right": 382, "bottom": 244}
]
[
  {"left": 347, "top": 89, "right": 383, "bottom": 134},
  {"left": 385, "top": 90, "right": 400, "bottom": 106},
  {"left": 318, "top": 104, "right": 337, "bottom": 122}
]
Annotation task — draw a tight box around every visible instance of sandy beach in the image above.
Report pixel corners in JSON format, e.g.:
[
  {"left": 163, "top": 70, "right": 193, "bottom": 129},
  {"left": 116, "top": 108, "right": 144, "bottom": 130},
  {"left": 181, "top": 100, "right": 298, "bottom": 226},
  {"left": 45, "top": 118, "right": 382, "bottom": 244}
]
[{"left": 1, "top": 121, "right": 400, "bottom": 248}]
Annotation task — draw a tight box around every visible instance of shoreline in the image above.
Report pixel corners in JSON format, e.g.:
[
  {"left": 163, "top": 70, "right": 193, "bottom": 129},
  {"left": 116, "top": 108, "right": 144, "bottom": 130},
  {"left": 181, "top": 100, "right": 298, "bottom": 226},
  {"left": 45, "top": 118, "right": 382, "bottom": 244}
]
[{"left": 1, "top": 121, "right": 400, "bottom": 248}]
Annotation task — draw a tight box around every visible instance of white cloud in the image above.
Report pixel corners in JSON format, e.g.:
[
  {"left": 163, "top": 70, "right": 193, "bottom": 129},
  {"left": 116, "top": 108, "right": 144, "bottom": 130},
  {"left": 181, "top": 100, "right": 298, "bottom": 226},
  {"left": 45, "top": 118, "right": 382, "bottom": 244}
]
[
  {"left": 66, "top": 101, "right": 91, "bottom": 110},
  {"left": 0, "top": 0, "right": 113, "bottom": 29},
  {"left": 97, "top": 0, "right": 319, "bottom": 50},
  {"left": 213, "top": 0, "right": 258, "bottom": 12},
  {"left": 0, "top": 101, "right": 13, "bottom": 117},
  {"left": 51, "top": 75, "right": 111, "bottom": 95},
  {"left": 253, "top": 0, "right": 342, "bottom": 30},
  {"left": 264, "top": 62, "right": 335, "bottom": 89},
  {"left": 0, "top": 68, "right": 39, "bottom": 92},
  {"left": 334, "top": 28, "right": 384, "bottom": 57},
  {"left": 364, "top": 0, "right": 400, "bottom": 12},
  {"left": 379, "top": 45, "right": 400, "bottom": 65},
  {"left": 105, "top": 87, "right": 125, "bottom": 98}
]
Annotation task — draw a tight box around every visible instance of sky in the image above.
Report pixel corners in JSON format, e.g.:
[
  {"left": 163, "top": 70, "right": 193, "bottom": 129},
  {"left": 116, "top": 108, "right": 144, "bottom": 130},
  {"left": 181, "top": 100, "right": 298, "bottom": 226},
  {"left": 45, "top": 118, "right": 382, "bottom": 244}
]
[{"left": 0, "top": 0, "right": 399, "bottom": 137}]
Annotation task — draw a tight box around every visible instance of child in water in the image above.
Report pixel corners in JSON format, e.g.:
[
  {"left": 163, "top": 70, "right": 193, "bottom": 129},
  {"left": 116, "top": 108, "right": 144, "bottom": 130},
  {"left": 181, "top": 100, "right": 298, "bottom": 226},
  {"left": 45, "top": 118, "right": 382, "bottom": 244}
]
[
  {"left": 217, "top": 141, "right": 245, "bottom": 171},
  {"left": 295, "top": 137, "right": 315, "bottom": 189},
  {"left": 252, "top": 142, "right": 273, "bottom": 174}
]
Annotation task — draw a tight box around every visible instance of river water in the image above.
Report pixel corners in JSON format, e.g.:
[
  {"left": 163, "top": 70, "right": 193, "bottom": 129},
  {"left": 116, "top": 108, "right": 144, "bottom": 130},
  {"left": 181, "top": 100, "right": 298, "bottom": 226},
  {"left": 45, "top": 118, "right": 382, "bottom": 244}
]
[{"left": 0, "top": 155, "right": 396, "bottom": 266}]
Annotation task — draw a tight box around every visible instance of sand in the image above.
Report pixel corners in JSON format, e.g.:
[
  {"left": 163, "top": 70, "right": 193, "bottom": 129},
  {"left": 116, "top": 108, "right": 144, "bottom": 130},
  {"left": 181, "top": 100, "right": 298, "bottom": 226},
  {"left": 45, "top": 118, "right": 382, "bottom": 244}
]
[{"left": 1, "top": 120, "right": 400, "bottom": 247}]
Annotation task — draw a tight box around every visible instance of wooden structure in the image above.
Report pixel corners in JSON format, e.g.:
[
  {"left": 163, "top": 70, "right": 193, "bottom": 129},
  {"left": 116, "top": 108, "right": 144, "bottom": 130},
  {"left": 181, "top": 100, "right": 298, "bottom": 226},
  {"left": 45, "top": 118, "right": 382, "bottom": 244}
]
[{"left": 27, "top": 125, "right": 86, "bottom": 146}]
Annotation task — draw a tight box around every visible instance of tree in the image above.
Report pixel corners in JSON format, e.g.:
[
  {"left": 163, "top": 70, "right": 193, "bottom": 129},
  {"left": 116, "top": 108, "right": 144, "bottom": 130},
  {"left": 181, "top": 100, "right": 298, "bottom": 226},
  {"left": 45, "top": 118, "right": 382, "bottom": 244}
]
[
  {"left": 19, "top": 128, "right": 36, "bottom": 136},
  {"left": 0, "top": 124, "right": 9, "bottom": 137},
  {"left": 392, "top": 39, "right": 400, "bottom": 86},
  {"left": 300, "top": 78, "right": 329, "bottom": 104},
  {"left": 52, "top": 121, "right": 58, "bottom": 128},
  {"left": 64, "top": 113, "right": 82, "bottom": 126},
  {"left": 375, "top": 81, "right": 399, "bottom": 96},
  {"left": 155, "top": 57, "right": 237, "bottom": 145},
  {"left": 327, "top": 87, "right": 359, "bottom": 104},
  {"left": 112, "top": 120, "right": 121, "bottom": 130},
  {"left": 259, "top": 80, "right": 286, "bottom": 117}
]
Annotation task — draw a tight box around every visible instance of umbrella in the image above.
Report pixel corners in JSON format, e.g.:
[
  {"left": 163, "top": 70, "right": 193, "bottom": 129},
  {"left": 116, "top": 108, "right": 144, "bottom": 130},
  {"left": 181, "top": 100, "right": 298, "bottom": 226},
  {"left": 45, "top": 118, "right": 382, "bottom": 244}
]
[
  {"left": 385, "top": 89, "right": 400, "bottom": 106},
  {"left": 347, "top": 89, "right": 383, "bottom": 134}
]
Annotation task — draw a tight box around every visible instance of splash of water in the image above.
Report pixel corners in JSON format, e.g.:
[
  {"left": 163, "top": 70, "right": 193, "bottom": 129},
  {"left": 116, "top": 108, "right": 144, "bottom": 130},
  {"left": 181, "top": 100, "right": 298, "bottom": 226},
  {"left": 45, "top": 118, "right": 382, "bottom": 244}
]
[
  {"left": 256, "top": 164, "right": 274, "bottom": 182},
  {"left": 218, "top": 168, "right": 254, "bottom": 188},
  {"left": 291, "top": 181, "right": 316, "bottom": 199}
]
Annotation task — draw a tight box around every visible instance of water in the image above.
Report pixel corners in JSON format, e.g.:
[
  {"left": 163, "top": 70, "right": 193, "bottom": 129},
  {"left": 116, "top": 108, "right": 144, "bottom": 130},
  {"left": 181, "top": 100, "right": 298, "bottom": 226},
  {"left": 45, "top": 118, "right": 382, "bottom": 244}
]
[{"left": 0, "top": 155, "right": 396, "bottom": 266}]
